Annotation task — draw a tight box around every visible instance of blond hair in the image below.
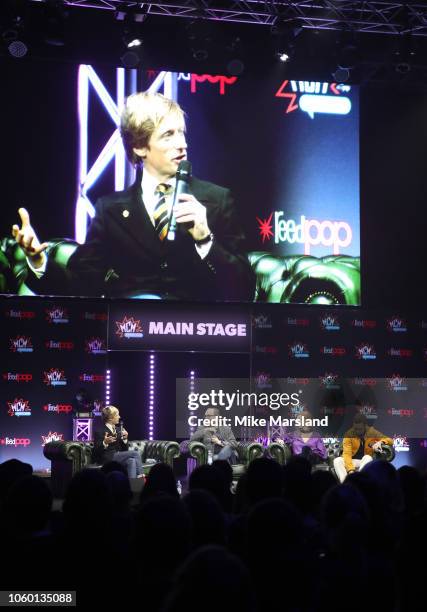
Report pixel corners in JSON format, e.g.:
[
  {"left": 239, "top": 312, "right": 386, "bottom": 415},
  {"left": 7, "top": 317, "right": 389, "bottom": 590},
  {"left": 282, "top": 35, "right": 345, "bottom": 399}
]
[
  {"left": 102, "top": 405, "right": 119, "bottom": 423},
  {"left": 120, "top": 92, "right": 185, "bottom": 165}
]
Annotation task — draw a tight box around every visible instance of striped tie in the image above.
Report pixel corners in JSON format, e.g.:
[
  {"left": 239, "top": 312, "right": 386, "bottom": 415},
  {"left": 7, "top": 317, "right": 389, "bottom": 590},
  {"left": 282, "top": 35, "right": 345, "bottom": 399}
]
[{"left": 153, "top": 183, "right": 173, "bottom": 241}]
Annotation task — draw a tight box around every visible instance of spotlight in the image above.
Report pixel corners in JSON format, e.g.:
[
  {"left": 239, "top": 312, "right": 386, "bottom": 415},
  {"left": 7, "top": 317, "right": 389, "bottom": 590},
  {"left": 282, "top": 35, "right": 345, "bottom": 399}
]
[
  {"left": 277, "top": 52, "right": 290, "bottom": 63},
  {"left": 332, "top": 66, "right": 351, "bottom": 83},
  {"left": 2, "top": 16, "right": 28, "bottom": 58}
]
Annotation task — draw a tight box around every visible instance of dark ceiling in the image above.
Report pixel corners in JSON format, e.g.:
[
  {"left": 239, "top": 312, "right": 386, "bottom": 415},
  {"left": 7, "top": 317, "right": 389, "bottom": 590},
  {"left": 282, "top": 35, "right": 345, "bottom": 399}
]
[{"left": 1, "top": 1, "right": 427, "bottom": 87}]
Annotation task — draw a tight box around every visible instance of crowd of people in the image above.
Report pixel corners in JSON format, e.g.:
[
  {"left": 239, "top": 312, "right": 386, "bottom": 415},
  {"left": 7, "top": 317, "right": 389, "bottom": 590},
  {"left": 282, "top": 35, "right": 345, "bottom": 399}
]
[{"left": 0, "top": 444, "right": 425, "bottom": 610}]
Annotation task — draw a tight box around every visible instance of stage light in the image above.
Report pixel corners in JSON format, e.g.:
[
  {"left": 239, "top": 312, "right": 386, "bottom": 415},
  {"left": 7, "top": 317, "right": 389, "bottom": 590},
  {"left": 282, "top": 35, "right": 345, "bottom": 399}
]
[
  {"left": 2, "top": 16, "right": 28, "bottom": 59},
  {"left": 105, "top": 369, "right": 111, "bottom": 405},
  {"left": 148, "top": 352, "right": 156, "bottom": 440},
  {"left": 189, "top": 369, "right": 196, "bottom": 435},
  {"left": 271, "top": 18, "right": 301, "bottom": 64},
  {"left": 332, "top": 66, "right": 351, "bottom": 83}
]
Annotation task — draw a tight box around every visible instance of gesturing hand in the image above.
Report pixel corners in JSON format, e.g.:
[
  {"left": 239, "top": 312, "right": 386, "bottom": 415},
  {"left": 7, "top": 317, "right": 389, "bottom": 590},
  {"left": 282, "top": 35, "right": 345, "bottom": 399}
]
[
  {"left": 12, "top": 208, "right": 49, "bottom": 268},
  {"left": 174, "top": 194, "right": 211, "bottom": 242}
]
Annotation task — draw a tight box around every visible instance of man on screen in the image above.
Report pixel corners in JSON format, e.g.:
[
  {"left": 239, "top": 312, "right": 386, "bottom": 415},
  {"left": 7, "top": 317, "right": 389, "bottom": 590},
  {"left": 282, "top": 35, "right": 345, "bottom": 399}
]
[{"left": 12, "top": 92, "right": 254, "bottom": 300}]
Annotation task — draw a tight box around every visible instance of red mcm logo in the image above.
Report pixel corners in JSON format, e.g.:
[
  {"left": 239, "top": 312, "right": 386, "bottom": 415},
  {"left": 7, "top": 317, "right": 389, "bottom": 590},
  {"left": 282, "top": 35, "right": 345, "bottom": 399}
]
[
  {"left": 115, "top": 316, "right": 143, "bottom": 338},
  {"left": 7, "top": 398, "right": 31, "bottom": 417},
  {"left": 10, "top": 336, "right": 33, "bottom": 353},
  {"left": 41, "top": 431, "right": 64, "bottom": 446},
  {"left": 256, "top": 213, "right": 273, "bottom": 242},
  {"left": 43, "top": 368, "right": 67, "bottom": 386},
  {"left": 388, "top": 374, "right": 408, "bottom": 391}
]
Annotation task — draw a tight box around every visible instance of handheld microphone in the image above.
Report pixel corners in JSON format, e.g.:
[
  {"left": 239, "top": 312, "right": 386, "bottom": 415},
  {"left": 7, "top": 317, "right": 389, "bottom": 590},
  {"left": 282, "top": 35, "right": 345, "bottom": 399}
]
[
  {"left": 167, "top": 160, "right": 192, "bottom": 241},
  {"left": 117, "top": 419, "right": 123, "bottom": 440}
]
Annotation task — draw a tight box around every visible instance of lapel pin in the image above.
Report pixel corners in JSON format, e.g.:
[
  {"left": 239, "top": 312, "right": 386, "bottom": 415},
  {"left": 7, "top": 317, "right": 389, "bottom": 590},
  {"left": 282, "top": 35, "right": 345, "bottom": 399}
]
[{"left": 122, "top": 210, "right": 130, "bottom": 218}]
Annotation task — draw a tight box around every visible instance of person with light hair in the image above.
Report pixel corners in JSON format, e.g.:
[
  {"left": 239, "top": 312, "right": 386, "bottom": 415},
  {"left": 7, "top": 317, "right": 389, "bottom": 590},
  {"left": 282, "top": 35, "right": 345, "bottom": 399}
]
[
  {"left": 12, "top": 91, "right": 254, "bottom": 300},
  {"left": 93, "top": 405, "right": 144, "bottom": 479}
]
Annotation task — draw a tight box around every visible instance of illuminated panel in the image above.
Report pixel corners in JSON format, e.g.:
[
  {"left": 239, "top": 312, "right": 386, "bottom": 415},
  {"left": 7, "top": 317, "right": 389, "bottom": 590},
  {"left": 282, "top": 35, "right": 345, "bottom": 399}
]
[
  {"left": 76, "top": 67, "right": 177, "bottom": 243},
  {"left": 105, "top": 369, "right": 111, "bottom": 405},
  {"left": 189, "top": 369, "right": 196, "bottom": 436},
  {"left": 149, "top": 353, "right": 155, "bottom": 440}
]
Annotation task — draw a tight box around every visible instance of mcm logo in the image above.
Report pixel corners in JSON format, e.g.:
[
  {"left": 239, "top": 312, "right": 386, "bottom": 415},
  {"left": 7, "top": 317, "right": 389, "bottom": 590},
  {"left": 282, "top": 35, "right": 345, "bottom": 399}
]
[
  {"left": 393, "top": 436, "right": 410, "bottom": 452},
  {"left": 254, "top": 372, "right": 272, "bottom": 389},
  {"left": 45, "top": 307, "right": 69, "bottom": 324},
  {"left": 288, "top": 342, "right": 309, "bottom": 358},
  {"left": 320, "top": 314, "right": 340, "bottom": 331},
  {"left": 85, "top": 338, "right": 107, "bottom": 354},
  {"left": 387, "top": 316, "right": 407, "bottom": 333},
  {"left": 355, "top": 344, "right": 376, "bottom": 360},
  {"left": 320, "top": 373, "right": 340, "bottom": 389},
  {"left": 252, "top": 314, "right": 272, "bottom": 329},
  {"left": 115, "top": 316, "right": 143, "bottom": 338},
  {"left": 9, "top": 336, "right": 33, "bottom": 353},
  {"left": 388, "top": 374, "right": 408, "bottom": 392},
  {"left": 41, "top": 431, "right": 64, "bottom": 446},
  {"left": 7, "top": 398, "right": 31, "bottom": 417},
  {"left": 357, "top": 404, "right": 377, "bottom": 420},
  {"left": 43, "top": 368, "right": 67, "bottom": 386},
  {"left": 92, "top": 399, "right": 104, "bottom": 416}
]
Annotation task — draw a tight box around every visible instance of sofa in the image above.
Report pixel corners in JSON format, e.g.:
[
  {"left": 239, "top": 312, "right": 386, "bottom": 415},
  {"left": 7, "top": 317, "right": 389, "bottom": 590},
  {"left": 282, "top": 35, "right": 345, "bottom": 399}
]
[
  {"left": 1, "top": 238, "right": 360, "bottom": 304},
  {"left": 180, "top": 439, "right": 264, "bottom": 480},
  {"left": 44, "top": 439, "right": 180, "bottom": 498}
]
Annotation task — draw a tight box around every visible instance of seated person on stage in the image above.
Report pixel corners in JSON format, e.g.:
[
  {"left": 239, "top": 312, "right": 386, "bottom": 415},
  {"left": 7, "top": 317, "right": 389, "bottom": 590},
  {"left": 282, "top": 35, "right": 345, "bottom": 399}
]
[
  {"left": 333, "top": 413, "right": 393, "bottom": 483},
  {"left": 190, "top": 407, "right": 238, "bottom": 464},
  {"left": 275, "top": 409, "right": 328, "bottom": 465},
  {"left": 93, "top": 405, "right": 144, "bottom": 479}
]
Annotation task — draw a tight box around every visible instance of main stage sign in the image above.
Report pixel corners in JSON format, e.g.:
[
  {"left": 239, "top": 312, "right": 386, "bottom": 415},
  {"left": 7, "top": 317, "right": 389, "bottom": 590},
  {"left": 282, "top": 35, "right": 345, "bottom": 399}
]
[{"left": 108, "top": 303, "right": 251, "bottom": 353}]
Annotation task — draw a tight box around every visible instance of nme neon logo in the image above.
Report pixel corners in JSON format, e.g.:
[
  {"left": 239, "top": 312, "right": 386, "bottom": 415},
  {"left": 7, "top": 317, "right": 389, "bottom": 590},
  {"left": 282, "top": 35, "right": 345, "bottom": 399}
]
[
  {"left": 115, "top": 317, "right": 143, "bottom": 338},
  {"left": 10, "top": 336, "right": 33, "bottom": 353},
  {"left": 85, "top": 338, "right": 107, "bottom": 354},
  {"left": 2, "top": 372, "right": 32, "bottom": 382},
  {"left": 41, "top": 431, "right": 64, "bottom": 446},
  {"left": 7, "top": 398, "right": 31, "bottom": 417},
  {"left": 256, "top": 213, "right": 352, "bottom": 255},
  {"left": 0, "top": 437, "right": 31, "bottom": 447},
  {"left": 43, "top": 369, "right": 67, "bottom": 386},
  {"left": 45, "top": 307, "right": 69, "bottom": 324}
]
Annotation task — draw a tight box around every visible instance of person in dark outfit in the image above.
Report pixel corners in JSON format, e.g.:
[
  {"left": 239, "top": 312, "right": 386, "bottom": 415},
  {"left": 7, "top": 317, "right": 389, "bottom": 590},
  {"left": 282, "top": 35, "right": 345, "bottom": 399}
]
[{"left": 93, "top": 405, "right": 144, "bottom": 479}]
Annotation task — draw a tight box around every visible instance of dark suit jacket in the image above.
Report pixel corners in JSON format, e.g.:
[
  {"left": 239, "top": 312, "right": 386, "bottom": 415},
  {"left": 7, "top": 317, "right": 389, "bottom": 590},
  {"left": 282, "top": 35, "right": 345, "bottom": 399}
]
[
  {"left": 31, "top": 173, "right": 255, "bottom": 301},
  {"left": 190, "top": 425, "right": 238, "bottom": 453},
  {"left": 93, "top": 424, "right": 128, "bottom": 464}
]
